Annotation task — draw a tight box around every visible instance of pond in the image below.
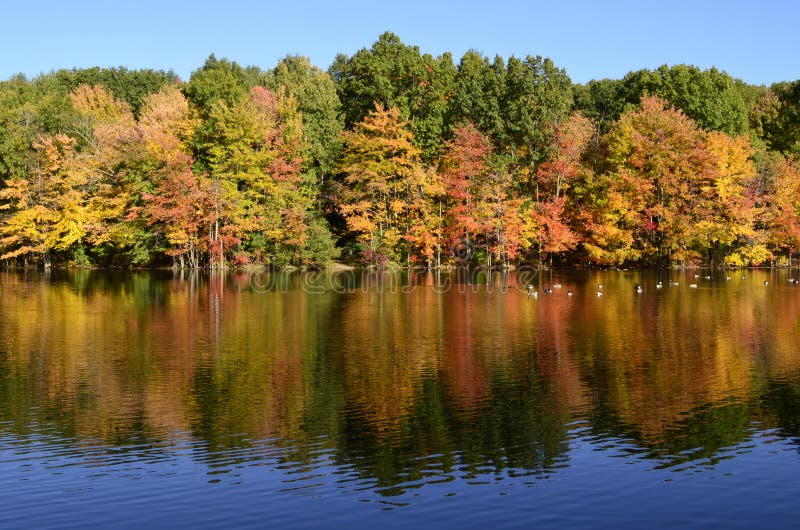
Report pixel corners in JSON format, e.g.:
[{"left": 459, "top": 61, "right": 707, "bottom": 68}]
[{"left": 0, "top": 268, "right": 798, "bottom": 529}]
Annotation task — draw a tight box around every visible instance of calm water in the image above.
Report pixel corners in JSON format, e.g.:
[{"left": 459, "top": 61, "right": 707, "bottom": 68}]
[{"left": 1, "top": 268, "right": 799, "bottom": 529}]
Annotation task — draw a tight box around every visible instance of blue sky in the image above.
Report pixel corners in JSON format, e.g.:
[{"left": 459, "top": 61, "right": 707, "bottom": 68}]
[{"left": 1, "top": 0, "right": 797, "bottom": 85}]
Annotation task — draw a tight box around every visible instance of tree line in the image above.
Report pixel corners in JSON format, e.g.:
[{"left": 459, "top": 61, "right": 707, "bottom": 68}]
[{"left": 1, "top": 32, "right": 800, "bottom": 269}]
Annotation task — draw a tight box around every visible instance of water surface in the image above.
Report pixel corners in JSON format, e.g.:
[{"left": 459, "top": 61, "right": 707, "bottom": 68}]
[{"left": 1, "top": 269, "right": 799, "bottom": 528}]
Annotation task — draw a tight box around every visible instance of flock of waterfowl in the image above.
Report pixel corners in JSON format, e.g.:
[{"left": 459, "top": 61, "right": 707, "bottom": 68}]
[{"left": 526, "top": 274, "right": 800, "bottom": 298}]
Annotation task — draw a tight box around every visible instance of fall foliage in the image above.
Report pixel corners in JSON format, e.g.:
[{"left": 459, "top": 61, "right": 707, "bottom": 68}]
[{"left": 2, "top": 34, "right": 800, "bottom": 269}]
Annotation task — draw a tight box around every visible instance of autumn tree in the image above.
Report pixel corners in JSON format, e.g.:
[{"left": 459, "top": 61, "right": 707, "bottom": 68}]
[
  {"left": 586, "top": 96, "right": 715, "bottom": 266},
  {"left": 531, "top": 113, "right": 595, "bottom": 263},
  {"left": 440, "top": 122, "right": 530, "bottom": 268},
  {"left": 134, "top": 85, "right": 209, "bottom": 267},
  {"left": 766, "top": 155, "right": 800, "bottom": 266},
  {"left": 474, "top": 164, "right": 530, "bottom": 269},
  {"left": 0, "top": 134, "right": 90, "bottom": 266},
  {"left": 200, "top": 86, "right": 306, "bottom": 267},
  {"left": 404, "top": 166, "right": 445, "bottom": 268},
  {"left": 694, "top": 132, "right": 769, "bottom": 266},
  {"left": 338, "top": 104, "right": 429, "bottom": 266},
  {"left": 68, "top": 84, "right": 140, "bottom": 262},
  {"left": 440, "top": 123, "right": 493, "bottom": 263}
]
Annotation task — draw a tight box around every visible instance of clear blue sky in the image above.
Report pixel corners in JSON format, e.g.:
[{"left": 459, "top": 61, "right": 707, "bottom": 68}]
[{"left": 1, "top": 0, "right": 797, "bottom": 85}]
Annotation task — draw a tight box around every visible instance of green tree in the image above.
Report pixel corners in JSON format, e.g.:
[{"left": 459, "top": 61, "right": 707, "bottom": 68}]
[
  {"left": 760, "top": 81, "right": 800, "bottom": 156},
  {"left": 0, "top": 77, "right": 37, "bottom": 184},
  {"left": 184, "top": 55, "right": 253, "bottom": 172},
  {"left": 652, "top": 65, "right": 749, "bottom": 136},
  {"left": 448, "top": 51, "right": 505, "bottom": 142},
  {"left": 329, "top": 32, "right": 456, "bottom": 160},
  {"left": 499, "top": 55, "right": 573, "bottom": 164},
  {"left": 51, "top": 66, "right": 179, "bottom": 117},
  {"left": 574, "top": 66, "right": 750, "bottom": 136}
]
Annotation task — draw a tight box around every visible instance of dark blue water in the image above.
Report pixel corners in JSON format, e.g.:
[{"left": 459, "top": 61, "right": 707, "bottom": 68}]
[{"left": 1, "top": 269, "right": 799, "bottom": 528}]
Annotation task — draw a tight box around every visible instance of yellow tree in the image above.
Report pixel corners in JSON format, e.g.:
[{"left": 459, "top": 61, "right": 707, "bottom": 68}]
[
  {"left": 68, "top": 84, "right": 138, "bottom": 256},
  {"left": 138, "top": 84, "right": 197, "bottom": 165},
  {"left": 767, "top": 155, "right": 800, "bottom": 266},
  {"left": 0, "top": 134, "right": 91, "bottom": 266},
  {"left": 338, "top": 104, "right": 428, "bottom": 266},
  {"left": 473, "top": 166, "right": 530, "bottom": 269},
  {"left": 404, "top": 166, "right": 445, "bottom": 268},
  {"left": 1, "top": 85, "right": 142, "bottom": 266},
  {"left": 203, "top": 86, "right": 311, "bottom": 267},
  {"left": 695, "top": 132, "right": 769, "bottom": 266}
]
